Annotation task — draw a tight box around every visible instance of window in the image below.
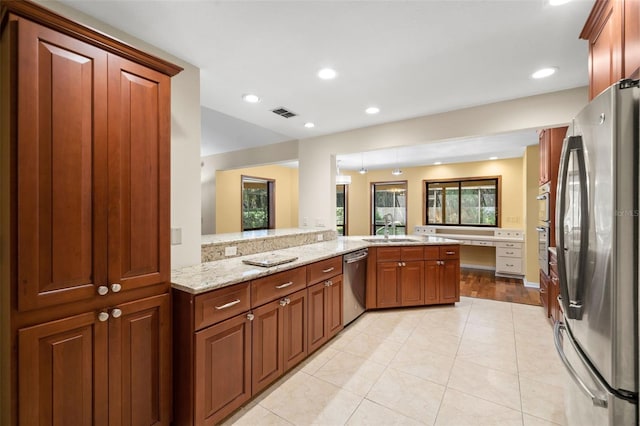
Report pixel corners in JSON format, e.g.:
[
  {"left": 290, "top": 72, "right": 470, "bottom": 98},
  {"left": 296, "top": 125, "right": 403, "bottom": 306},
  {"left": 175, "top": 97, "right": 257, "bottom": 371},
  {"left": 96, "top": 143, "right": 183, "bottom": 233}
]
[
  {"left": 336, "top": 184, "right": 348, "bottom": 236},
  {"left": 425, "top": 177, "right": 500, "bottom": 226},
  {"left": 241, "top": 176, "right": 275, "bottom": 231},
  {"left": 371, "top": 181, "right": 407, "bottom": 235}
]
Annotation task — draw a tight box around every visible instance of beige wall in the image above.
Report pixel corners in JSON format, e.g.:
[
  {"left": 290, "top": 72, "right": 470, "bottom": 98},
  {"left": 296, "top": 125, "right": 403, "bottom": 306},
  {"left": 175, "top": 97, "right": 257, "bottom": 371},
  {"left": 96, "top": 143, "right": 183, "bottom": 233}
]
[
  {"left": 215, "top": 165, "right": 299, "bottom": 233},
  {"left": 342, "top": 157, "right": 526, "bottom": 268}
]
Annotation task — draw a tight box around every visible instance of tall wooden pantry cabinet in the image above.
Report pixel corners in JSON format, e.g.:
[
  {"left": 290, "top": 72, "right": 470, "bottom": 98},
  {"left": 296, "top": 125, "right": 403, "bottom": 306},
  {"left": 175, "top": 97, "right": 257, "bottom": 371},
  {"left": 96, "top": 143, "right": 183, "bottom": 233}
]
[{"left": 0, "top": 1, "right": 182, "bottom": 424}]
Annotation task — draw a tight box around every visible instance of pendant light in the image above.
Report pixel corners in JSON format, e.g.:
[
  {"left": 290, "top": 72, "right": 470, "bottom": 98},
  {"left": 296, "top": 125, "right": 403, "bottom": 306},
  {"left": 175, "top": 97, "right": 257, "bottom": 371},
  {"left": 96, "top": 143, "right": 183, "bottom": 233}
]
[
  {"left": 359, "top": 153, "right": 368, "bottom": 175},
  {"left": 391, "top": 149, "right": 403, "bottom": 176},
  {"left": 336, "top": 160, "right": 351, "bottom": 185}
]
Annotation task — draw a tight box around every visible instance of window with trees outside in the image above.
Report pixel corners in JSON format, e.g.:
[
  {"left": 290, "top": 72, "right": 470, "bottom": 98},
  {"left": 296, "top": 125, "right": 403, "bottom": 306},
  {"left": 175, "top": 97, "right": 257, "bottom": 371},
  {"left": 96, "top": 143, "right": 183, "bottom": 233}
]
[
  {"left": 242, "top": 176, "right": 275, "bottom": 231},
  {"left": 425, "top": 177, "right": 500, "bottom": 226},
  {"left": 371, "top": 181, "right": 407, "bottom": 235},
  {"left": 336, "top": 184, "right": 348, "bottom": 236}
]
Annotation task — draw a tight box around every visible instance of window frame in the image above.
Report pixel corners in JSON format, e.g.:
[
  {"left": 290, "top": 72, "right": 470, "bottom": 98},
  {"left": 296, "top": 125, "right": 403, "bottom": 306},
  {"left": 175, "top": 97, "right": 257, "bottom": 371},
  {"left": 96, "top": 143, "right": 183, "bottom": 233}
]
[
  {"left": 336, "top": 184, "right": 348, "bottom": 236},
  {"left": 370, "top": 180, "right": 408, "bottom": 236},
  {"left": 423, "top": 176, "right": 501, "bottom": 227},
  {"left": 241, "top": 175, "right": 275, "bottom": 231}
]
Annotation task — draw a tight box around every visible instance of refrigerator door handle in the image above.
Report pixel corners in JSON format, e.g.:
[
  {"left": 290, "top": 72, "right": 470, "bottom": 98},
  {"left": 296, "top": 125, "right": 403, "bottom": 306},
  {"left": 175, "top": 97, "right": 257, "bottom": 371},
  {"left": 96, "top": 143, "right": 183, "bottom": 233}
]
[
  {"left": 556, "top": 135, "right": 590, "bottom": 320},
  {"left": 553, "top": 321, "right": 608, "bottom": 408}
]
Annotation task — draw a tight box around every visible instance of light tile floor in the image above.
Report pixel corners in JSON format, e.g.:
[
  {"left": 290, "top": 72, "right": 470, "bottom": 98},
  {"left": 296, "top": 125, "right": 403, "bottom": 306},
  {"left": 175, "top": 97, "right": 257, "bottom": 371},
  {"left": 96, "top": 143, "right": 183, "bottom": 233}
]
[{"left": 222, "top": 297, "right": 569, "bottom": 426}]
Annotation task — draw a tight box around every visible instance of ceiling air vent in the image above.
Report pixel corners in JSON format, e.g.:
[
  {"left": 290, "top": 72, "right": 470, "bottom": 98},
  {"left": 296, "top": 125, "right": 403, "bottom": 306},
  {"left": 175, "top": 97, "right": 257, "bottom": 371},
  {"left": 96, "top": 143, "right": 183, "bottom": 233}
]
[{"left": 271, "top": 107, "right": 297, "bottom": 118}]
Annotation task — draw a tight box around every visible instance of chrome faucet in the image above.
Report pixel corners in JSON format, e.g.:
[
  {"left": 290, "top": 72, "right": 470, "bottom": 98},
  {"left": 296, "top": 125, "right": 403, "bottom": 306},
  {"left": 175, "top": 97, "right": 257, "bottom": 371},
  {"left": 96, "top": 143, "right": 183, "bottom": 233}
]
[{"left": 383, "top": 213, "right": 394, "bottom": 239}]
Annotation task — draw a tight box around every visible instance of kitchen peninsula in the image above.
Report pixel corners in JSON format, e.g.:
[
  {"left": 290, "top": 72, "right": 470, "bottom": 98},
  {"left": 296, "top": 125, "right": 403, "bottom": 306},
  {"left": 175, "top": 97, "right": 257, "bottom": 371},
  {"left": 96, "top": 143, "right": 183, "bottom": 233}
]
[{"left": 171, "top": 229, "right": 460, "bottom": 425}]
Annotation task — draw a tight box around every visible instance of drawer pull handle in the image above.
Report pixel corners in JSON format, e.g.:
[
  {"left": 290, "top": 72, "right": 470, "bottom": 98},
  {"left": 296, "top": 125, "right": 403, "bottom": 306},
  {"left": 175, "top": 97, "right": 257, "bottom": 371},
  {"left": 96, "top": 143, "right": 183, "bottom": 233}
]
[
  {"left": 275, "top": 281, "right": 294, "bottom": 289},
  {"left": 506, "top": 251, "right": 514, "bottom": 255},
  {"left": 322, "top": 267, "right": 335, "bottom": 273},
  {"left": 446, "top": 251, "right": 456, "bottom": 255},
  {"left": 215, "top": 299, "right": 241, "bottom": 310},
  {"left": 506, "top": 264, "right": 514, "bottom": 267}
]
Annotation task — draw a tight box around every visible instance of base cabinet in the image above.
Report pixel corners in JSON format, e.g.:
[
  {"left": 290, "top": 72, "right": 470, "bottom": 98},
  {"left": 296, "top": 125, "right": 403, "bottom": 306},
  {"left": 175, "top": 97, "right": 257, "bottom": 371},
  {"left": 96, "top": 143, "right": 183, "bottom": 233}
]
[
  {"left": 376, "top": 247, "right": 426, "bottom": 308},
  {"left": 540, "top": 270, "right": 551, "bottom": 317},
  {"left": 18, "top": 293, "right": 170, "bottom": 426},
  {"left": 308, "top": 276, "right": 343, "bottom": 354},
  {"left": 195, "top": 313, "right": 252, "bottom": 426}
]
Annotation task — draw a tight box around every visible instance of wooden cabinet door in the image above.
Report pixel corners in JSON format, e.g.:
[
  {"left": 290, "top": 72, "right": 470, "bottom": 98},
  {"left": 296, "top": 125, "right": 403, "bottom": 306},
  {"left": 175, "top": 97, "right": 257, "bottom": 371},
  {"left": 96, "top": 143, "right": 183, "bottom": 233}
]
[
  {"left": 107, "top": 55, "right": 170, "bottom": 293},
  {"left": 15, "top": 18, "right": 109, "bottom": 311},
  {"left": 400, "top": 261, "right": 424, "bottom": 306},
  {"left": 539, "top": 270, "right": 550, "bottom": 318},
  {"left": 326, "top": 276, "right": 344, "bottom": 338},
  {"left": 251, "top": 299, "right": 284, "bottom": 395},
  {"left": 283, "top": 289, "right": 307, "bottom": 371},
  {"left": 195, "top": 312, "right": 251, "bottom": 426},
  {"left": 108, "top": 293, "right": 171, "bottom": 425},
  {"left": 539, "top": 129, "right": 549, "bottom": 185},
  {"left": 588, "top": 0, "right": 623, "bottom": 99},
  {"left": 439, "top": 260, "right": 460, "bottom": 304},
  {"left": 624, "top": 0, "right": 640, "bottom": 78},
  {"left": 307, "top": 281, "right": 327, "bottom": 354},
  {"left": 424, "top": 261, "right": 439, "bottom": 305},
  {"left": 376, "top": 262, "right": 400, "bottom": 308},
  {"left": 18, "top": 312, "right": 109, "bottom": 426}
]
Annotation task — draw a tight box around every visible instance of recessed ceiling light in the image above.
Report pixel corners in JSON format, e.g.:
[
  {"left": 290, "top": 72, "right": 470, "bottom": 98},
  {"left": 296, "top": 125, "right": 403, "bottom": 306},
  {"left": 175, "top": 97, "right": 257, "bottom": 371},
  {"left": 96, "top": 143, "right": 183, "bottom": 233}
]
[
  {"left": 531, "top": 67, "right": 558, "bottom": 79},
  {"left": 304, "top": 122, "right": 315, "bottom": 128},
  {"left": 434, "top": 161, "right": 442, "bottom": 165},
  {"left": 317, "top": 68, "right": 337, "bottom": 80},
  {"left": 242, "top": 93, "right": 261, "bottom": 103},
  {"left": 549, "top": 0, "right": 570, "bottom": 5},
  {"left": 365, "top": 107, "right": 380, "bottom": 115},
  {"left": 489, "top": 156, "right": 498, "bottom": 160}
]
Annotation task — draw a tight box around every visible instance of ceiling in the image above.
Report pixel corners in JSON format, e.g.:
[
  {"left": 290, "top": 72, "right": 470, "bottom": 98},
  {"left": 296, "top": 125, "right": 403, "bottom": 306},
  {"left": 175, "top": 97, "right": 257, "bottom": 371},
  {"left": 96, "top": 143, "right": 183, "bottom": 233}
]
[{"left": 59, "top": 0, "right": 593, "bottom": 166}]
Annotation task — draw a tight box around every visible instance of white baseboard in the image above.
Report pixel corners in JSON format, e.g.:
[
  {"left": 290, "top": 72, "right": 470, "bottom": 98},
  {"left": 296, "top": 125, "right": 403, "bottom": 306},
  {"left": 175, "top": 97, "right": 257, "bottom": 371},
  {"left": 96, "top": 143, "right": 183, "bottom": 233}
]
[
  {"left": 460, "top": 264, "right": 495, "bottom": 271},
  {"left": 524, "top": 281, "right": 540, "bottom": 288}
]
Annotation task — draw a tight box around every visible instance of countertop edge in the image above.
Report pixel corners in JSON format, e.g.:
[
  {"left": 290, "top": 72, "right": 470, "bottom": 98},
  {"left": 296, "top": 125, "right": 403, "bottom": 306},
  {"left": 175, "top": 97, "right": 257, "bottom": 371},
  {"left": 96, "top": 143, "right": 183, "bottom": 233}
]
[{"left": 171, "top": 236, "right": 460, "bottom": 295}]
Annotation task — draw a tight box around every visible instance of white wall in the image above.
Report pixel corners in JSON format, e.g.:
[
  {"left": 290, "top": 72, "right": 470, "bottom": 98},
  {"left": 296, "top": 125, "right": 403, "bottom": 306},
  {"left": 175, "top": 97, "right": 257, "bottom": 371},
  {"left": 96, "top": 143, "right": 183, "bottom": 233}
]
[
  {"left": 36, "top": 0, "right": 202, "bottom": 268},
  {"left": 296, "top": 87, "right": 588, "bottom": 229}
]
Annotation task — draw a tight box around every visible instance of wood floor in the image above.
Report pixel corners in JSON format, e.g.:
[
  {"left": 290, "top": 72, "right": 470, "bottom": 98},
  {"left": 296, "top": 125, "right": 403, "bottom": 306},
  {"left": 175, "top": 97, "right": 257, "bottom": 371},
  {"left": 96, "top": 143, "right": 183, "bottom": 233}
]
[{"left": 460, "top": 268, "right": 541, "bottom": 306}]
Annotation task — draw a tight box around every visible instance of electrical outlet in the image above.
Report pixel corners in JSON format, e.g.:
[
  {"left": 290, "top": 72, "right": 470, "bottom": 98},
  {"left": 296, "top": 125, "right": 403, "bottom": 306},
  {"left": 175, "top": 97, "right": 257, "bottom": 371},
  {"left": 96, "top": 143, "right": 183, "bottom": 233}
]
[
  {"left": 317, "top": 234, "right": 323, "bottom": 241},
  {"left": 225, "top": 246, "right": 237, "bottom": 256}
]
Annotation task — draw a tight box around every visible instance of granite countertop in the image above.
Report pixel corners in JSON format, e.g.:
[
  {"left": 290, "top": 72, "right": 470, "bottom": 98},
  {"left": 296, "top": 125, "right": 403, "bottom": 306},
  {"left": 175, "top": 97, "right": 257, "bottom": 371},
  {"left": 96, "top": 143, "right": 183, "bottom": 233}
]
[
  {"left": 171, "top": 235, "right": 457, "bottom": 294},
  {"left": 201, "top": 228, "right": 328, "bottom": 245}
]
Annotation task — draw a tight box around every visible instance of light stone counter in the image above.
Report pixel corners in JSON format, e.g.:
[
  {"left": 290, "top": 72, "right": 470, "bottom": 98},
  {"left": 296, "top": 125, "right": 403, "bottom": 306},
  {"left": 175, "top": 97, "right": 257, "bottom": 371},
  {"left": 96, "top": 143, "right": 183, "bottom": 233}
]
[{"left": 172, "top": 235, "right": 457, "bottom": 294}]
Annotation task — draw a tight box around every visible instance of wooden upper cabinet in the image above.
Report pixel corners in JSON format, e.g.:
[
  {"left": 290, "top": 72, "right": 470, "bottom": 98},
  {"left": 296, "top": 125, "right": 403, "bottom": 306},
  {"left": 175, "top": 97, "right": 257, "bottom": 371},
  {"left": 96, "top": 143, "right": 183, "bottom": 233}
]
[
  {"left": 580, "top": 0, "right": 640, "bottom": 99},
  {"left": 108, "top": 55, "right": 171, "bottom": 291},
  {"left": 624, "top": 0, "right": 640, "bottom": 78},
  {"left": 16, "top": 18, "right": 109, "bottom": 311},
  {"left": 538, "top": 129, "right": 550, "bottom": 185}
]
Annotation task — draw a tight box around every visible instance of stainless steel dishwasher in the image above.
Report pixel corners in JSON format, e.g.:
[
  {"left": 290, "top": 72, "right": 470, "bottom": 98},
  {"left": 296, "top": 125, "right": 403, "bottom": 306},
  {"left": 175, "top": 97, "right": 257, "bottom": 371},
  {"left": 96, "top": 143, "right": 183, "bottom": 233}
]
[{"left": 343, "top": 249, "right": 368, "bottom": 325}]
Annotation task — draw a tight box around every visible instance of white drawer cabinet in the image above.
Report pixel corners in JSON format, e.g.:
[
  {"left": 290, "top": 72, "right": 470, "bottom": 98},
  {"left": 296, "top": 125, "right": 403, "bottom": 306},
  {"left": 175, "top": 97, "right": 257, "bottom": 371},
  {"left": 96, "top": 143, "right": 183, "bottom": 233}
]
[{"left": 495, "top": 241, "right": 524, "bottom": 276}]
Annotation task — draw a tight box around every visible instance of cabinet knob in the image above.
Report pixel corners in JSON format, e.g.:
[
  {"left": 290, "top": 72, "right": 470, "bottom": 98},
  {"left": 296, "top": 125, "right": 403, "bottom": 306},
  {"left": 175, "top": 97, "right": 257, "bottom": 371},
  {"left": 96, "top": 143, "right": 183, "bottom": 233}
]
[
  {"left": 97, "top": 286, "right": 109, "bottom": 296},
  {"left": 111, "top": 308, "right": 122, "bottom": 318},
  {"left": 247, "top": 313, "right": 255, "bottom": 321},
  {"left": 98, "top": 311, "right": 109, "bottom": 322},
  {"left": 285, "top": 297, "right": 291, "bottom": 305},
  {"left": 325, "top": 280, "right": 332, "bottom": 287},
  {"left": 111, "top": 283, "right": 122, "bottom": 293},
  {"left": 280, "top": 299, "right": 288, "bottom": 307}
]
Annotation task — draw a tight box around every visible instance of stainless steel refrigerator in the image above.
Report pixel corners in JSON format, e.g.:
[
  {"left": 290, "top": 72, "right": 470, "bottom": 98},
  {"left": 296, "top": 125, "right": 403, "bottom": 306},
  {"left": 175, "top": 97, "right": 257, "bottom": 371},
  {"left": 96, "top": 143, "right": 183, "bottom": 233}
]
[{"left": 554, "top": 79, "right": 638, "bottom": 425}]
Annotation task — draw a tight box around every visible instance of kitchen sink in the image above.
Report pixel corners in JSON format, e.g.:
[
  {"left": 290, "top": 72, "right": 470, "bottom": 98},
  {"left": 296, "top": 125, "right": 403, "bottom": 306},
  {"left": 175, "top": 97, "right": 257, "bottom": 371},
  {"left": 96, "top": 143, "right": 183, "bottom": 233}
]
[{"left": 361, "top": 238, "right": 420, "bottom": 243}]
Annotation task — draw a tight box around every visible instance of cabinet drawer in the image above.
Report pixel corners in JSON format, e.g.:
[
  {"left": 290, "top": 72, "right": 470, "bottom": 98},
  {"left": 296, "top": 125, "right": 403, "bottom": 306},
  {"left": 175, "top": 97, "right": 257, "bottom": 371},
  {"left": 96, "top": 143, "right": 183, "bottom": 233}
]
[
  {"left": 251, "top": 267, "right": 307, "bottom": 307},
  {"left": 496, "top": 247, "right": 522, "bottom": 258},
  {"left": 424, "top": 246, "right": 440, "bottom": 260},
  {"left": 401, "top": 246, "right": 424, "bottom": 261},
  {"left": 194, "top": 283, "right": 251, "bottom": 330},
  {"left": 439, "top": 246, "right": 460, "bottom": 259},
  {"left": 495, "top": 241, "right": 522, "bottom": 249},
  {"left": 496, "top": 257, "right": 522, "bottom": 274},
  {"left": 470, "top": 240, "right": 494, "bottom": 247},
  {"left": 307, "top": 256, "right": 342, "bottom": 285},
  {"left": 376, "top": 247, "right": 402, "bottom": 261}
]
